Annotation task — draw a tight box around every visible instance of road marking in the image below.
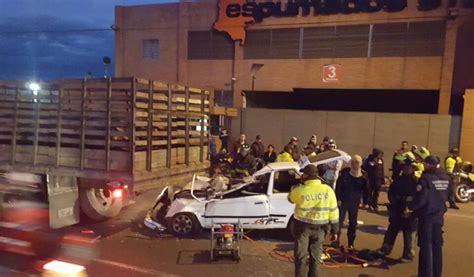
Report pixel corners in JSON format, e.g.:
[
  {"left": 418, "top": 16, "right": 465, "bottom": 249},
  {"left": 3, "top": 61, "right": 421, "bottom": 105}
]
[
  {"left": 94, "top": 259, "right": 178, "bottom": 276},
  {"left": 446, "top": 213, "right": 474, "bottom": 220}
]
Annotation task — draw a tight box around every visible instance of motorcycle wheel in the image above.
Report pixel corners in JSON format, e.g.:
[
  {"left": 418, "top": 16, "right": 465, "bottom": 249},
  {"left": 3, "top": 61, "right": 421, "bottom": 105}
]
[{"left": 455, "top": 183, "right": 471, "bottom": 203}]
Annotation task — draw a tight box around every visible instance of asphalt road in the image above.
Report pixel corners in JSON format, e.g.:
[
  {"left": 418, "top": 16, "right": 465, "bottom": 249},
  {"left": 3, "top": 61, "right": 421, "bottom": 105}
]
[{"left": 2, "top": 188, "right": 474, "bottom": 277}]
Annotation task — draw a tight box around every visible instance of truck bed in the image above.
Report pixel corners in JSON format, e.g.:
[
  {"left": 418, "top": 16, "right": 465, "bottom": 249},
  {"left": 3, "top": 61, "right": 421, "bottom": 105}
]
[{"left": 0, "top": 77, "right": 210, "bottom": 182}]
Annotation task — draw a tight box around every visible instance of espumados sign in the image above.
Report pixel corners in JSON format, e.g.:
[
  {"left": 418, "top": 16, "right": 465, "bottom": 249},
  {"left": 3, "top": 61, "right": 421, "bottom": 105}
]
[{"left": 213, "top": 0, "right": 442, "bottom": 44}]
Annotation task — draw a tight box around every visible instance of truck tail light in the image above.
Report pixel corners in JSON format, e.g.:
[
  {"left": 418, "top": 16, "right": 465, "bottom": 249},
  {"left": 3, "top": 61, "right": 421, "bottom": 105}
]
[{"left": 112, "top": 189, "right": 123, "bottom": 199}]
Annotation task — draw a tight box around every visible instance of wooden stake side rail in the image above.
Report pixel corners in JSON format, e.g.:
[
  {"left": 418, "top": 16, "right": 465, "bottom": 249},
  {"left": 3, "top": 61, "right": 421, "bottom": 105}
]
[
  {"left": 0, "top": 77, "right": 210, "bottom": 178},
  {"left": 132, "top": 80, "right": 210, "bottom": 172}
]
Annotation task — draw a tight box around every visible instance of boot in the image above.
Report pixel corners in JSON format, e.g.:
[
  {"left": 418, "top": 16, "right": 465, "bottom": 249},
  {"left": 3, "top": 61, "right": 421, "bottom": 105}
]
[
  {"left": 376, "top": 243, "right": 393, "bottom": 256},
  {"left": 449, "top": 204, "right": 460, "bottom": 210}
]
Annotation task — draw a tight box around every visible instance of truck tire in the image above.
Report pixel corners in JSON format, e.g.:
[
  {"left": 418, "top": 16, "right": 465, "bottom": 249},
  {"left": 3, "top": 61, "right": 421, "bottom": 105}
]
[
  {"left": 80, "top": 187, "right": 123, "bottom": 221},
  {"left": 455, "top": 183, "right": 471, "bottom": 203}
]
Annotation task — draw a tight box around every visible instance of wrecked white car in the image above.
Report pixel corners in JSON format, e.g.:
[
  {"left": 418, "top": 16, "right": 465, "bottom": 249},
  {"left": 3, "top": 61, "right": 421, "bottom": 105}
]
[{"left": 144, "top": 150, "right": 351, "bottom": 236}]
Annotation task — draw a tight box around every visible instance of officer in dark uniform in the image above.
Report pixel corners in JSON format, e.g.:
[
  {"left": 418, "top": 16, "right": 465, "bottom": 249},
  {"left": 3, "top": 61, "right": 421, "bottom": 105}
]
[
  {"left": 411, "top": 155, "right": 449, "bottom": 277},
  {"left": 363, "top": 148, "right": 385, "bottom": 211},
  {"left": 377, "top": 160, "right": 418, "bottom": 262}
]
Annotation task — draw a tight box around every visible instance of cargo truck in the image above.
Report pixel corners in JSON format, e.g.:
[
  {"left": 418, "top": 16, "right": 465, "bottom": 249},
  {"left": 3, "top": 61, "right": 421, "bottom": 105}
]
[{"left": 0, "top": 77, "right": 210, "bottom": 228}]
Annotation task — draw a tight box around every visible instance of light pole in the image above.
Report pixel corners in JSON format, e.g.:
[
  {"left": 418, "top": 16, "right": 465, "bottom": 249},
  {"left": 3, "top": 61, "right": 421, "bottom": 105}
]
[
  {"left": 250, "top": 63, "right": 264, "bottom": 107},
  {"left": 240, "top": 63, "right": 264, "bottom": 133},
  {"left": 250, "top": 63, "right": 264, "bottom": 92}
]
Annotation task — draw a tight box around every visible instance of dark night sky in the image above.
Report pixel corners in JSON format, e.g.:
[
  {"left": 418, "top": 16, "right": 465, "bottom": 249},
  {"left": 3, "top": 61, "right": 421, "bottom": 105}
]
[{"left": 0, "top": 0, "right": 173, "bottom": 81}]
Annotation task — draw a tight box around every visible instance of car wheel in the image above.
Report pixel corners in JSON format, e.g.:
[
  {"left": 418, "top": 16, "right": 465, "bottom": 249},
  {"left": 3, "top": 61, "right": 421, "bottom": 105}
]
[
  {"left": 455, "top": 183, "right": 471, "bottom": 203},
  {"left": 171, "top": 213, "right": 201, "bottom": 236}
]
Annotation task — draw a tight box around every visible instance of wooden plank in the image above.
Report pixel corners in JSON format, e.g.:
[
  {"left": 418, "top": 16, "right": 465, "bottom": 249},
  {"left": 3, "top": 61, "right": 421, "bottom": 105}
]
[
  {"left": 146, "top": 80, "right": 153, "bottom": 171},
  {"left": 188, "top": 87, "right": 204, "bottom": 94},
  {"left": 135, "top": 140, "right": 179, "bottom": 146},
  {"left": 80, "top": 80, "right": 86, "bottom": 169},
  {"left": 32, "top": 101, "right": 40, "bottom": 165},
  {"left": 135, "top": 131, "right": 165, "bottom": 136},
  {"left": 185, "top": 86, "right": 190, "bottom": 166},
  {"left": 56, "top": 84, "right": 63, "bottom": 167},
  {"left": 106, "top": 78, "right": 112, "bottom": 171},
  {"left": 166, "top": 84, "right": 172, "bottom": 168},
  {"left": 200, "top": 90, "right": 205, "bottom": 162},
  {"left": 171, "top": 97, "right": 206, "bottom": 105},
  {"left": 176, "top": 138, "right": 202, "bottom": 145},
  {"left": 130, "top": 78, "right": 136, "bottom": 173},
  {"left": 11, "top": 85, "right": 20, "bottom": 164}
]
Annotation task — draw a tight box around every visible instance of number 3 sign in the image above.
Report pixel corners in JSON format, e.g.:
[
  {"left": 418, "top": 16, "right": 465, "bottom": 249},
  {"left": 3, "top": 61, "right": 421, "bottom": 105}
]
[{"left": 322, "top": 64, "right": 342, "bottom": 82}]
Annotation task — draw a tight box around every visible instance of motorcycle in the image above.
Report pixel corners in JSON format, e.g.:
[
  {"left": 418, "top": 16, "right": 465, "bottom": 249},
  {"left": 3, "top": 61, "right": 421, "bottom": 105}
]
[{"left": 453, "top": 162, "right": 474, "bottom": 203}]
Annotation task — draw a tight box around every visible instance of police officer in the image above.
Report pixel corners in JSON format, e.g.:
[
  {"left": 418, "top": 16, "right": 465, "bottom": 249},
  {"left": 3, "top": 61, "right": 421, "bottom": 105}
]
[
  {"left": 233, "top": 144, "right": 256, "bottom": 177},
  {"left": 411, "top": 156, "right": 450, "bottom": 277},
  {"left": 392, "top": 141, "right": 415, "bottom": 180},
  {"left": 363, "top": 148, "right": 385, "bottom": 211},
  {"left": 411, "top": 145, "right": 430, "bottom": 179},
  {"left": 444, "top": 148, "right": 461, "bottom": 209},
  {"left": 288, "top": 164, "right": 339, "bottom": 277},
  {"left": 377, "top": 160, "right": 418, "bottom": 262},
  {"left": 277, "top": 145, "right": 295, "bottom": 162},
  {"left": 287, "top": 137, "right": 302, "bottom": 161},
  {"left": 445, "top": 148, "right": 462, "bottom": 174}
]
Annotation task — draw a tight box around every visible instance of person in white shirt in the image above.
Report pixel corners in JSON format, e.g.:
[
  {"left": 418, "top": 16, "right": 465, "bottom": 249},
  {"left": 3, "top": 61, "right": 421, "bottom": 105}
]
[{"left": 323, "top": 141, "right": 342, "bottom": 189}]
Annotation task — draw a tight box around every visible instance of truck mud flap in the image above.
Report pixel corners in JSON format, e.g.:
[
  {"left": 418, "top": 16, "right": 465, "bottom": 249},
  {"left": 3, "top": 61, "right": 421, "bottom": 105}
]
[{"left": 47, "top": 175, "right": 80, "bottom": 229}]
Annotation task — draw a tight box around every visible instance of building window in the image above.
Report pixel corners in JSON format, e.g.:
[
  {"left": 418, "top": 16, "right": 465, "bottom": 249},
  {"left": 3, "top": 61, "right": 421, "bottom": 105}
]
[
  {"left": 143, "top": 39, "right": 160, "bottom": 59},
  {"left": 334, "top": 25, "right": 370, "bottom": 58},
  {"left": 244, "top": 28, "right": 300, "bottom": 59},
  {"left": 214, "top": 90, "right": 233, "bottom": 108},
  {"left": 371, "top": 21, "right": 445, "bottom": 57},
  {"left": 243, "top": 21, "right": 445, "bottom": 60},
  {"left": 188, "top": 31, "right": 233, "bottom": 60},
  {"left": 302, "top": 26, "right": 336, "bottom": 59},
  {"left": 371, "top": 23, "right": 408, "bottom": 57},
  {"left": 302, "top": 25, "right": 369, "bottom": 58}
]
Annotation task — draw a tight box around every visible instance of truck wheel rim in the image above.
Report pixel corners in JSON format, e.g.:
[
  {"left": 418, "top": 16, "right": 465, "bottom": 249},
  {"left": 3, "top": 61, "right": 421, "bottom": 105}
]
[
  {"left": 96, "top": 188, "right": 113, "bottom": 206},
  {"left": 173, "top": 215, "right": 193, "bottom": 234}
]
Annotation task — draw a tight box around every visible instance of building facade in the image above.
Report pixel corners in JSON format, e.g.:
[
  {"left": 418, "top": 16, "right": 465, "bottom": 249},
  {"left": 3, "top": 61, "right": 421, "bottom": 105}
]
[{"left": 115, "top": 0, "right": 474, "bottom": 115}]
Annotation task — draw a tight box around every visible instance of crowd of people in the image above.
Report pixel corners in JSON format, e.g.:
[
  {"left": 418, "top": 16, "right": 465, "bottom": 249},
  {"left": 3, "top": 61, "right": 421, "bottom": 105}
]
[
  {"left": 211, "top": 131, "right": 466, "bottom": 277},
  {"left": 209, "top": 132, "right": 342, "bottom": 178}
]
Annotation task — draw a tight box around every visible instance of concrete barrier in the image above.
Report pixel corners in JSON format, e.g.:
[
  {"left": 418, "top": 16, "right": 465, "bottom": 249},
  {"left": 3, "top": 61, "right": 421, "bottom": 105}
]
[{"left": 232, "top": 108, "right": 458, "bottom": 173}]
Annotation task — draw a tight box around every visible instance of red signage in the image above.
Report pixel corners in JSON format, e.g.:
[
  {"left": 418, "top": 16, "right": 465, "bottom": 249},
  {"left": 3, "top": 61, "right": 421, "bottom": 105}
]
[{"left": 322, "top": 64, "right": 342, "bottom": 82}]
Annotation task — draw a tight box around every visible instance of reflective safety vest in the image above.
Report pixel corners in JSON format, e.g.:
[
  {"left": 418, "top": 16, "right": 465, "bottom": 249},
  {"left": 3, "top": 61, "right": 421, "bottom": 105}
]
[
  {"left": 413, "top": 162, "right": 424, "bottom": 179},
  {"left": 414, "top": 147, "right": 430, "bottom": 160},
  {"left": 288, "top": 179, "right": 339, "bottom": 225},
  {"left": 277, "top": 152, "right": 294, "bottom": 162},
  {"left": 445, "top": 156, "right": 462, "bottom": 174},
  {"left": 394, "top": 151, "right": 416, "bottom": 162}
]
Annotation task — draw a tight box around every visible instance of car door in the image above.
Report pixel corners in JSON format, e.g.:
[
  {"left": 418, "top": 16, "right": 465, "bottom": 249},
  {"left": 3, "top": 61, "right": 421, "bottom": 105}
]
[
  {"left": 203, "top": 173, "right": 271, "bottom": 228},
  {"left": 268, "top": 169, "right": 300, "bottom": 229}
]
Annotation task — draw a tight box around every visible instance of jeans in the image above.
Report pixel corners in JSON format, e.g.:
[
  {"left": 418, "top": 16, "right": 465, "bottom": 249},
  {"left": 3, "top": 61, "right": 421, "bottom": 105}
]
[
  {"left": 338, "top": 201, "right": 359, "bottom": 246},
  {"left": 294, "top": 221, "right": 325, "bottom": 277},
  {"left": 381, "top": 215, "right": 417, "bottom": 258},
  {"left": 369, "top": 179, "right": 382, "bottom": 209},
  {"left": 447, "top": 180, "right": 457, "bottom": 206},
  {"left": 418, "top": 221, "right": 444, "bottom": 277}
]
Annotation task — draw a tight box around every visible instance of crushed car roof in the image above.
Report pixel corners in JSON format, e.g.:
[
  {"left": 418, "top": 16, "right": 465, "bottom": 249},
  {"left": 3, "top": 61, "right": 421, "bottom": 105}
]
[{"left": 257, "top": 149, "right": 351, "bottom": 175}]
